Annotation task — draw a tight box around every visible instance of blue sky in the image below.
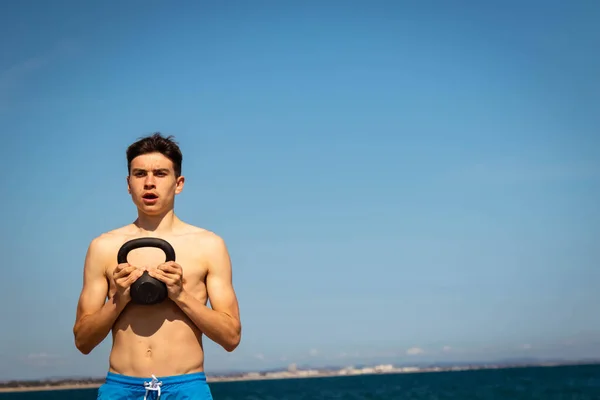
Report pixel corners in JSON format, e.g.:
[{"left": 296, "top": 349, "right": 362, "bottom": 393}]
[{"left": 1, "top": 0, "right": 599, "bottom": 381}]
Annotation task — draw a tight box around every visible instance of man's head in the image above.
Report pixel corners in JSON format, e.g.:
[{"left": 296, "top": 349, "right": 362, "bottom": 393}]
[{"left": 126, "top": 133, "right": 185, "bottom": 215}]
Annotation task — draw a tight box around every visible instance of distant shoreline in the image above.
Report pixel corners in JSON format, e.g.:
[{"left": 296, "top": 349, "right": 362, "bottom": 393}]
[
  {"left": 1, "top": 361, "right": 598, "bottom": 393},
  {"left": 0, "top": 383, "right": 101, "bottom": 393}
]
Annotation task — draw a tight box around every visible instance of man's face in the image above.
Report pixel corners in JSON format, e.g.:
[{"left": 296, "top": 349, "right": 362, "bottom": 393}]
[{"left": 127, "top": 152, "right": 184, "bottom": 215}]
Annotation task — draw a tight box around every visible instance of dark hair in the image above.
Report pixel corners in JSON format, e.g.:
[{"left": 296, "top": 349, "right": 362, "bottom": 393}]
[{"left": 126, "top": 132, "right": 183, "bottom": 177}]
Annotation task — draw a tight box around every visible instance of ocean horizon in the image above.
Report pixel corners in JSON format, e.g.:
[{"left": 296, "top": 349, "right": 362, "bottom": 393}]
[{"left": 1, "top": 363, "right": 598, "bottom": 399}]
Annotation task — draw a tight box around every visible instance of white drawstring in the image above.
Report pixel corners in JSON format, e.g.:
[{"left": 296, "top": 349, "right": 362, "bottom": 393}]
[{"left": 143, "top": 374, "right": 162, "bottom": 400}]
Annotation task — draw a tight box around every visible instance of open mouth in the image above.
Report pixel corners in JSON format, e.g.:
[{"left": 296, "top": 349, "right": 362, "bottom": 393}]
[{"left": 142, "top": 193, "right": 158, "bottom": 200}]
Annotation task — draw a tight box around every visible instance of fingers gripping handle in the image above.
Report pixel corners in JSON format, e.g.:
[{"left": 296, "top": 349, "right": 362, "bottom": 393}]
[{"left": 117, "top": 238, "right": 176, "bottom": 305}]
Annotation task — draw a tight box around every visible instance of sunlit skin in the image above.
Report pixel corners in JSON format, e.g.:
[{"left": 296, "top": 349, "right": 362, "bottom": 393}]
[{"left": 73, "top": 152, "right": 241, "bottom": 377}]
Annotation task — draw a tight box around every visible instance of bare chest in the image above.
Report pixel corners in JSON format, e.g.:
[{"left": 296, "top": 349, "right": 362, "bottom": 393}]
[{"left": 107, "top": 239, "right": 208, "bottom": 288}]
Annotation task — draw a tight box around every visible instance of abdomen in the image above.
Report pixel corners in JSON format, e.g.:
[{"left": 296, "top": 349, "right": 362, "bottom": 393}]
[{"left": 109, "top": 302, "right": 205, "bottom": 377}]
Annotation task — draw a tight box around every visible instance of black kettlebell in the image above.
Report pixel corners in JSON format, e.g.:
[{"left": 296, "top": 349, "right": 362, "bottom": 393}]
[{"left": 117, "top": 237, "right": 176, "bottom": 305}]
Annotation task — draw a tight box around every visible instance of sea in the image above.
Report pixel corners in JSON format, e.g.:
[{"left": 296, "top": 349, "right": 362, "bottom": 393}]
[{"left": 1, "top": 364, "right": 599, "bottom": 399}]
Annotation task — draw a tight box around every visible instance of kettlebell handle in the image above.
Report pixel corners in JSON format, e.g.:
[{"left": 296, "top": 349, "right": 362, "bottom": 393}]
[{"left": 117, "top": 237, "right": 176, "bottom": 264}]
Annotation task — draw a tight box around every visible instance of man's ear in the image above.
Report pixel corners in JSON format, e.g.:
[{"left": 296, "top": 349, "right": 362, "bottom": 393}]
[
  {"left": 175, "top": 175, "right": 185, "bottom": 195},
  {"left": 126, "top": 176, "right": 131, "bottom": 194}
]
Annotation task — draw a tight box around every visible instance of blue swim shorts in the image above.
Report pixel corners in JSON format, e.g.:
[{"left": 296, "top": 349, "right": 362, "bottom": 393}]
[{"left": 97, "top": 371, "right": 213, "bottom": 399}]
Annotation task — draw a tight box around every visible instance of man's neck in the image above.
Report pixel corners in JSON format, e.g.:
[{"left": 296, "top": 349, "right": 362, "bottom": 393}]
[{"left": 134, "top": 210, "right": 180, "bottom": 234}]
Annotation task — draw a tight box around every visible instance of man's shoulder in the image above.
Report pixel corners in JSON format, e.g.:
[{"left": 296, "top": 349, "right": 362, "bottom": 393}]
[
  {"left": 181, "top": 225, "right": 230, "bottom": 272},
  {"left": 181, "top": 224, "right": 227, "bottom": 252},
  {"left": 88, "top": 224, "right": 137, "bottom": 252},
  {"left": 82, "top": 226, "right": 134, "bottom": 272}
]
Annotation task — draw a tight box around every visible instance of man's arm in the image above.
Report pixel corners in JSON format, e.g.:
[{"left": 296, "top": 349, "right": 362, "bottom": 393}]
[
  {"left": 73, "top": 237, "right": 127, "bottom": 355},
  {"left": 173, "top": 235, "right": 241, "bottom": 352}
]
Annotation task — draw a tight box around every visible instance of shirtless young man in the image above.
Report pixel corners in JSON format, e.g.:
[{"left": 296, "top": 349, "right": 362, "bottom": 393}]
[{"left": 73, "top": 133, "right": 241, "bottom": 399}]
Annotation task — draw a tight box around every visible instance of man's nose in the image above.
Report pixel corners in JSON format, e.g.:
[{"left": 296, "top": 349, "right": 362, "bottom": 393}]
[{"left": 144, "top": 174, "right": 156, "bottom": 188}]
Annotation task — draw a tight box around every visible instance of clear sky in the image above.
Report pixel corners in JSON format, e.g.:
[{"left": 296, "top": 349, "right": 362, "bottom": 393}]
[{"left": 1, "top": 0, "right": 599, "bottom": 381}]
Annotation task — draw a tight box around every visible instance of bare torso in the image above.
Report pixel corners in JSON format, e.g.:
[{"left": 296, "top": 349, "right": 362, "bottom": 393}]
[{"left": 100, "top": 224, "right": 211, "bottom": 377}]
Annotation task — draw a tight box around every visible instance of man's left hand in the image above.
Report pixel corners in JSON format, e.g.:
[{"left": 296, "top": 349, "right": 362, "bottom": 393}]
[{"left": 148, "top": 261, "right": 185, "bottom": 300}]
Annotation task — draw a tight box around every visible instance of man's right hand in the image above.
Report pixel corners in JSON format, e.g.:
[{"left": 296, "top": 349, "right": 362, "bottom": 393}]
[
  {"left": 75, "top": 237, "right": 142, "bottom": 355},
  {"left": 112, "top": 263, "right": 145, "bottom": 303}
]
